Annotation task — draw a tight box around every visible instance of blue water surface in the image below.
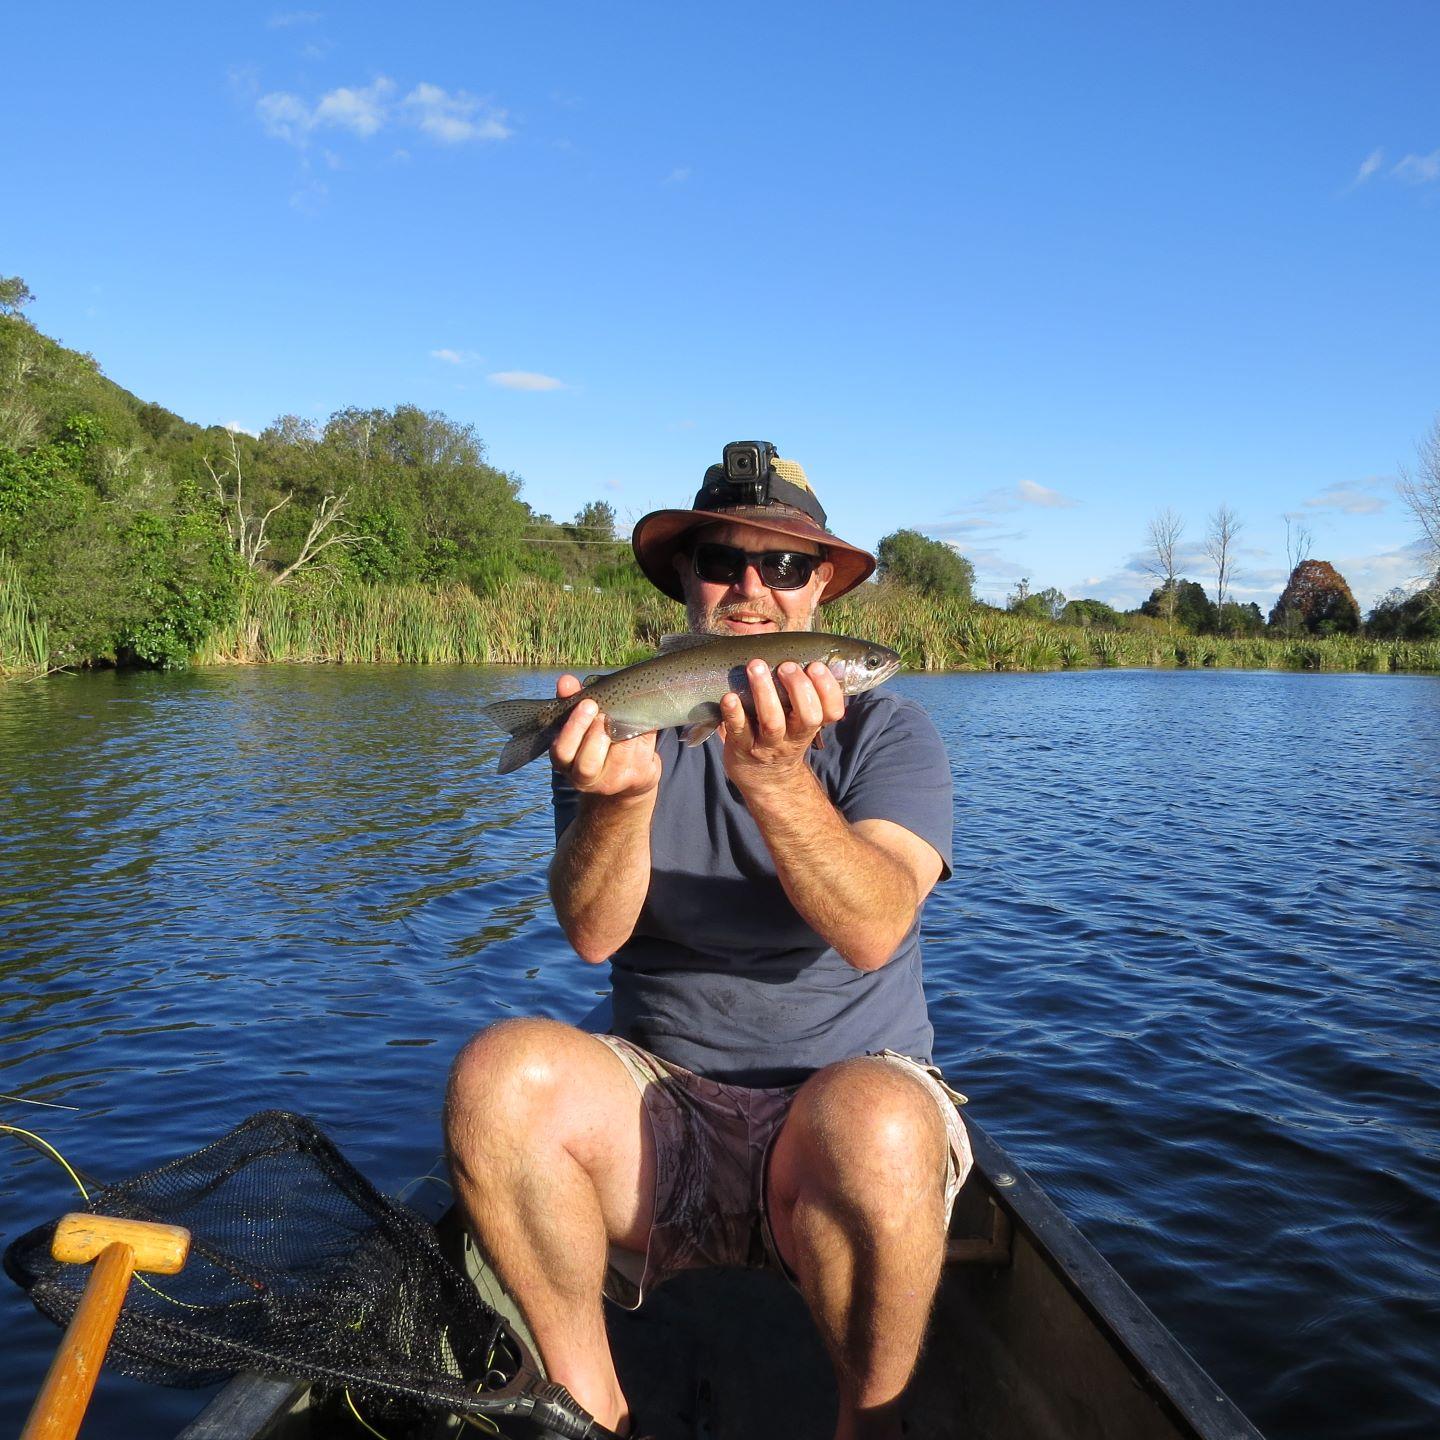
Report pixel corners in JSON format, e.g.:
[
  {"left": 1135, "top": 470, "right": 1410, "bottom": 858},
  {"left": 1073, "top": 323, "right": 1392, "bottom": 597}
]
[{"left": 1, "top": 665, "right": 1436, "bottom": 1438}]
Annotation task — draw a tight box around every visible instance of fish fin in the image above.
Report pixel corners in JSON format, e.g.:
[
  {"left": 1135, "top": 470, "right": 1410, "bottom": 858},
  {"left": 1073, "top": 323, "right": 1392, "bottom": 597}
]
[
  {"left": 605, "top": 718, "right": 655, "bottom": 742},
  {"left": 580, "top": 672, "right": 607, "bottom": 687},
  {"left": 496, "top": 730, "right": 553, "bottom": 775},
  {"left": 681, "top": 701, "right": 723, "bottom": 747},
  {"left": 656, "top": 632, "right": 717, "bottom": 655},
  {"left": 484, "top": 697, "right": 564, "bottom": 773},
  {"left": 811, "top": 731, "right": 825, "bottom": 751},
  {"left": 482, "top": 698, "right": 550, "bottom": 736}
]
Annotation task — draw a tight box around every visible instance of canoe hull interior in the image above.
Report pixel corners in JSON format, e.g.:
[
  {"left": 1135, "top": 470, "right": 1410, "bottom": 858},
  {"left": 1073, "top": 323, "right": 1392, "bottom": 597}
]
[{"left": 177, "top": 1114, "right": 1262, "bottom": 1440}]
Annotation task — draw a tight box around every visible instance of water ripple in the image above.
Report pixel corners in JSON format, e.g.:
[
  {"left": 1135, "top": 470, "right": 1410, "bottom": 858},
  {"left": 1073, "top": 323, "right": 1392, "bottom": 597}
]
[{"left": 1, "top": 665, "right": 1437, "bottom": 1439}]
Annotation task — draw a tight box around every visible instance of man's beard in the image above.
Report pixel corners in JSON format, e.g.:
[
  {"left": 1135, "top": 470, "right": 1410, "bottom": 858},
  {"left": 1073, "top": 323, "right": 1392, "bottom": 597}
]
[{"left": 687, "top": 597, "right": 812, "bottom": 635}]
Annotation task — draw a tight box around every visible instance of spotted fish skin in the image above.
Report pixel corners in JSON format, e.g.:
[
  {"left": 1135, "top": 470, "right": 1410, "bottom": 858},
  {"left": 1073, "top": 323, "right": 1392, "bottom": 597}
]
[{"left": 482, "top": 631, "right": 902, "bottom": 774}]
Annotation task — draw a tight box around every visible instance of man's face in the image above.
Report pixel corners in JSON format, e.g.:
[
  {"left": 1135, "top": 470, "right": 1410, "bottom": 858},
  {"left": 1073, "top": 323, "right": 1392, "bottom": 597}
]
[{"left": 676, "top": 521, "right": 835, "bottom": 636}]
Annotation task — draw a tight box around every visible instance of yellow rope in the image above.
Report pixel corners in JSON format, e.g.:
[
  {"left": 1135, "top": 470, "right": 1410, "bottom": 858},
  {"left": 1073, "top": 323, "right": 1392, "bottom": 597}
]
[
  {"left": 343, "top": 1388, "right": 393, "bottom": 1439},
  {"left": 1, "top": 1124, "right": 91, "bottom": 1200}
]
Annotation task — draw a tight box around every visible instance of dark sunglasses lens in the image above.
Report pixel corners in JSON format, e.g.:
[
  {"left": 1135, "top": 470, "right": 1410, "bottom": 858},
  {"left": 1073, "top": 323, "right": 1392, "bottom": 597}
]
[
  {"left": 759, "top": 552, "right": 817, "bottom": 589},
  {"left": 693, "top": 544, "right": 818, "bottom": 590},
  {"left": 693, "top": 544, "right": 744, "bottom": 584}
]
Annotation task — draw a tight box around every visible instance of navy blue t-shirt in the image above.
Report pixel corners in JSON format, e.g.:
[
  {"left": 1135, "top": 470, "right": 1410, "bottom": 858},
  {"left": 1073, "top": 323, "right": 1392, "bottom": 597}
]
[{"left": 552, "top": 689, "right": 953, "bottom": 1087}]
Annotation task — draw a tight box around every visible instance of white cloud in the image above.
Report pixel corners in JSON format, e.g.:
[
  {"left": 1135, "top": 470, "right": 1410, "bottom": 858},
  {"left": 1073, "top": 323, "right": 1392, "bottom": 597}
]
[
  {"left": 665, "top": 167, "right": 691, "bottom": 184},
  {"left": 487, "top": 371, "right": 566, "bottom": 391},
  {"left": 257, "top": 91, "right": 313, "bottom": 144},
  {"left": 1392, "top": 150, "right": 1440, "bottom": 185},
  {"left": 403, "top": 84, "right": 511, "bottom": 143},
  {"left": 1333, "top": 540, "right": 1431, "bottom": 609},
  {"left": 255, "top": 76, "right": 509, "bottom": 148},
  {"left": 1302, "top": 478, "right": 1388, "bottom": 515},
  {"left": 430, "top": 348, "right": 481, "bottom": 366},
  {"left": 223, "top": 420, "right": 259, "bottom": 437},
  {"left": 948, "top": 479, "right": 1080, "bottom": 517},
  {"left": 314, "top": 78, "right": 394, "bottom": 137},
  {"left": 1352, "top": 148, "right": 1385, "bottom": 186},
  {"left": 1017, "top": 478, "right": 1078, "bottom": 509}
]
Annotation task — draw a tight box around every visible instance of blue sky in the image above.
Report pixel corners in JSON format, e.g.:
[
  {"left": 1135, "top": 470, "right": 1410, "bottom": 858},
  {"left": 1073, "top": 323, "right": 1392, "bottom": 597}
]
[{"left": 3, "top": 2, "right": 1437, "bottom": 610}]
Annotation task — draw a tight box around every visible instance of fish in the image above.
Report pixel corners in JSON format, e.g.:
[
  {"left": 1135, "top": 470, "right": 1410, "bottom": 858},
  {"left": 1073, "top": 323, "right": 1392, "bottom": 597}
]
[{"left": 482, "top": 630, "right": 903, "bottom": 774}]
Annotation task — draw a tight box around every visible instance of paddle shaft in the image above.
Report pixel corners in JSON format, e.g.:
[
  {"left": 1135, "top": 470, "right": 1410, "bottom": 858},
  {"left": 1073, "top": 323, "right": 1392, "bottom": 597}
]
[
  {"left": 20, "top": 1240, "right": 135, "bottom": 1440},
  {"left": 21, "top": 1215, "right": 190, "bottom": 1440}
]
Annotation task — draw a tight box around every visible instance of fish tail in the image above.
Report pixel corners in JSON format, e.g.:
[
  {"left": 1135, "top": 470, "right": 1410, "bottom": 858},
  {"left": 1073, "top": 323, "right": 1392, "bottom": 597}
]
[
  {"left": 482, "top": 698, "right": 558, "bottom": 775},
  {"left": 483, "top": 698, "right": 552, "bottom": 735}
]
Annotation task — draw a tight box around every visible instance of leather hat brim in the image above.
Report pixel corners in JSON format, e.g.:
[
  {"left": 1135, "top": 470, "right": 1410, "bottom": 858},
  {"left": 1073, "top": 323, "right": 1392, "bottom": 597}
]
[{"left": 631, "top": 505, "right": 876, "bottom": 604}]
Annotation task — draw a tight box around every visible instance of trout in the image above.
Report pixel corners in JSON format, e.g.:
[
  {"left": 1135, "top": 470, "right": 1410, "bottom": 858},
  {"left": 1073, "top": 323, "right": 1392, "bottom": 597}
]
[{"left": 482, "top": 631, "right": 902, "bottom": 774}]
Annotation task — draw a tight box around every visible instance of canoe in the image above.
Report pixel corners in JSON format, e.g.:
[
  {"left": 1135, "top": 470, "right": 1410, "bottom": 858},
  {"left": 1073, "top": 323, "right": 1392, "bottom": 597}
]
[{"left": 176, "top": 1109, "right": 1264, "bottom": 1440}]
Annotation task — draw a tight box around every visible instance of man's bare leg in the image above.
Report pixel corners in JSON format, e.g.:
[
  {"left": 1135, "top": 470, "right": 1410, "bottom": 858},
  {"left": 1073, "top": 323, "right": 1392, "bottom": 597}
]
[
  {"left": 766, "top": 1058, "right": 950, "bottom": 1440},
  {"left": 444, "top": 1018, "right": 654, "bottom": 1435}
]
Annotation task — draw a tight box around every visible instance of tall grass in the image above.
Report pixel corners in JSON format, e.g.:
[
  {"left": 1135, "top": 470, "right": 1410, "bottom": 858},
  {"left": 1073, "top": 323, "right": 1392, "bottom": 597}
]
[
  {"left": 195, "top": 580, "right": 686, "bottom": 669},
  {"left": 146, "top": 576, "right": 1440, "bottom": 678},
  {"left": 0, "top": 556, "right": 48, "bottom": 678}
]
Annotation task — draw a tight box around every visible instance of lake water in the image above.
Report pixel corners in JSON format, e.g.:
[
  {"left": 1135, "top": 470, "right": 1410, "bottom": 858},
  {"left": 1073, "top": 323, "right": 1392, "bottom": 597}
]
[{"left": 1, "top": 666, "right": 1437, "bottom": 1439}]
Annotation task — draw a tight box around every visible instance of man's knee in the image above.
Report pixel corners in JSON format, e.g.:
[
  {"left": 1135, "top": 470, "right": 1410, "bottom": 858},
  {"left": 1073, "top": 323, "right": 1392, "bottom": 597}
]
[
  {"left": 446, "top": 1017, "right": 583, "bottom": 1143},
  {"left": 777, "top": 1058, "right": 949, "bottom": 1212}
]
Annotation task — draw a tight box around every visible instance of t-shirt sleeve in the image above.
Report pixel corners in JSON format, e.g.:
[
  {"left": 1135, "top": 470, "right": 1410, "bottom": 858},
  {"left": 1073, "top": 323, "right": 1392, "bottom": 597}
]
[
  {"left": 552, "top": 766, "right": 580, "bottom": 840},
  {"left": 838, "top": 696, "right": 954, "bottom": 880}
]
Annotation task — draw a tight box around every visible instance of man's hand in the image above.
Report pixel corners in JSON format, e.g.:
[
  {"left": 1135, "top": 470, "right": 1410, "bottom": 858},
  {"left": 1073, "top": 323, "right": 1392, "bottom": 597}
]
[
  {"left": 549, "top": 675, "right": 661, "bottom": 799},
  {"left": 719, "top": 660, "right": 846, "bottom": 792}
]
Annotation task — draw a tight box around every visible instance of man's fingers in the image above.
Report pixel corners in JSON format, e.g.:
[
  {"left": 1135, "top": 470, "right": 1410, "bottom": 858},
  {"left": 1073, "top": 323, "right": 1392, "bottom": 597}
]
[
  {"left": 748, "top": 660, "right": 789, "bottom": 737},
  {"left": 551, "top": 697, "right": 599, "bottom": 768},
  {"left": 776, "top": 661, "right": 824, "bottom": 733},
  {"left": 720, "top": 690, "right": 749, "bottom": 741},
  {"left": 570, "top": 710, "right": 614, "bottom": 784},
  {"left": 807, "top": 662, "right": 846, "bottom": 724},
  {"left": 555, "top": 673, "right": 584, "bottom": 699}
]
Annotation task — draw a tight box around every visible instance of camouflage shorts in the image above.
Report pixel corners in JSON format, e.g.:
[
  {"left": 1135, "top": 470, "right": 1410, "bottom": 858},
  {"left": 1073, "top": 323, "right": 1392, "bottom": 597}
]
[{"left": 593, "top": 1034, "right": 972, "bottom": 1309}]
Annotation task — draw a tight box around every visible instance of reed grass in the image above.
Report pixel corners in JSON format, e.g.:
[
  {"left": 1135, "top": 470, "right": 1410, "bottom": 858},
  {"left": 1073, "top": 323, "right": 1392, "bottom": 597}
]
[
  {"left": 0, "top": 557, "right": 48, "bottom": 678},
  {"left": 171, "top": 576, "right": 1440, "bottom": 678}
]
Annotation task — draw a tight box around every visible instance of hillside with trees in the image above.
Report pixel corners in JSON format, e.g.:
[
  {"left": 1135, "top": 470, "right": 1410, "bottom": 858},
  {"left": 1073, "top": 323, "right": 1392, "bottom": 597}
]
[{"left": 0, "top": 281, "right": 638, "bottom": 671}]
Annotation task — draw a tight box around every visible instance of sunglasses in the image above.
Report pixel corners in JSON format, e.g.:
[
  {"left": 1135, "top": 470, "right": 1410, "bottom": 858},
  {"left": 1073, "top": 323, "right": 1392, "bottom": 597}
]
[{"left": 691, "top": 542, "right": 824, "bottom": 591}]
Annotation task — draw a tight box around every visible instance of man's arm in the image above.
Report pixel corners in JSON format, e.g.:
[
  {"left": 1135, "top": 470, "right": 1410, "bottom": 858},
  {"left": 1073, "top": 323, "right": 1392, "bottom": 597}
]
[
  {"left": 720, "top": 661, "right": 944, "bottom": 972},
  {"left": 546, "top": 679, "right": 661, "bottom": 963}
]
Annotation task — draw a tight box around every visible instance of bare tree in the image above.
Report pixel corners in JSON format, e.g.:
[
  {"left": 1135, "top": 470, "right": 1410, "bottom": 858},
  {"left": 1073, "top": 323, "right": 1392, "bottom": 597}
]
[
  {"left": 1205, "top": 504, "right": 1243, "bottom": 626},
  {"left": 206, "top": 431, "right": 357, "bottom": 584},
  {"left": 270, "top": 493, "right": 357, "bottom": 585},
  {"left": 1398, "top": 414, "right": 1440, "bottom": 582},
  {"left": 1145, "top": 509, "right": 1185, "bottom": 625},
  {"left": 1284, "top": 515, "right": 1313, "bottom": 575}
]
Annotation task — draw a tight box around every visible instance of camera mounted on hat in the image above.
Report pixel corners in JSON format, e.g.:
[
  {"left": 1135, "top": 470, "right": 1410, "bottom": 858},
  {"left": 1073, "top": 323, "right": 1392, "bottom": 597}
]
[{"left": 696, "top": 441, "right": 828, "bottom": 527}]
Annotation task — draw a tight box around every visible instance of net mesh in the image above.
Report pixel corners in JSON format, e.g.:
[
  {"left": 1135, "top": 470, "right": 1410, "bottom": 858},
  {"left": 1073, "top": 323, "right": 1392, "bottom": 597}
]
[{"left": 4, "top": 1110, "right": 610, "bottom": 1438}]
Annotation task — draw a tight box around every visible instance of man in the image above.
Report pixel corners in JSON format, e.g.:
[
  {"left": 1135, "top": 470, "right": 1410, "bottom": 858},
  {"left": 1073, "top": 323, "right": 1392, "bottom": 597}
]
[{"left": 446, "top": 443, "right": 968, "bottom": 1440}]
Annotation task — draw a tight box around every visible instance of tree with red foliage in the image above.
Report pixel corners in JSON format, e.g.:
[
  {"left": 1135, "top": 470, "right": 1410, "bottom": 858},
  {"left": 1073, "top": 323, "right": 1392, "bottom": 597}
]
[{"left": 1268, "top": 560, "right": 1361, "bottom": 636}]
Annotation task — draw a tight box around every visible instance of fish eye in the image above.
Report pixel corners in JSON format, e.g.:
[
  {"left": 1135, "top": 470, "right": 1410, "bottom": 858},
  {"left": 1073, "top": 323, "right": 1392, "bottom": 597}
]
[{"left": 866, "top": 652, "right": 883, "bottom": 669}]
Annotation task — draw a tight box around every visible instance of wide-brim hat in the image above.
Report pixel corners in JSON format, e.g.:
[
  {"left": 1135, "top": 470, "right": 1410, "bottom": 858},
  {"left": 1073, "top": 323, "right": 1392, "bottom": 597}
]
[{"left": 632, "top": 451, "right": 875, "bottom": 604}]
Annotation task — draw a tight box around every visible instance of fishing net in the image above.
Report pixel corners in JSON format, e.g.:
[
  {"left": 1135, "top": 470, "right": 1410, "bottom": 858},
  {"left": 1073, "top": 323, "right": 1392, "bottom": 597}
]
[{"left": 3, "top": 1109, "right": 616, "bottom": 1439}]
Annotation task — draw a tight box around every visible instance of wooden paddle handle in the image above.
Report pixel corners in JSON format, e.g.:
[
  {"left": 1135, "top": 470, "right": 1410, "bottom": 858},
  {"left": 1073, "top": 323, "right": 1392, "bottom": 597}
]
[{"left": 21, "top": 1216, "right": 192, "bottom": 1440}]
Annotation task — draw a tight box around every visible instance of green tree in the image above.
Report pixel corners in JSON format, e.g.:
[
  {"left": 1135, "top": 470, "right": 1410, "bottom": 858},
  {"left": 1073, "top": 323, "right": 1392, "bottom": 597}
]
[
  {"left": 570, "top": 500, "right": 617, "bottom": 543},
  {"left": 876, "top": 530, "right": 975, "bottom": 600},
  {"left": 1268, "top": 560, "right": 1361, "bottom": 636},
  {"left": 1216, "top": 600, "right": 1264, "bottom": 636},
  {"left": 1365, "top": 585, "right": 1440, "bottom": 640},
  {"left": 1140, "top": 579, "right": 1216, "bottom": 632},
  {"left": 0, "top": 276, "right": 34, "bottom": 318},
  {"left": 1009, "top": 579, "right": 1066, "bottom": 620},
  {"left": 1060, "top": 598, "right": 1123, "bottom": 629}
]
